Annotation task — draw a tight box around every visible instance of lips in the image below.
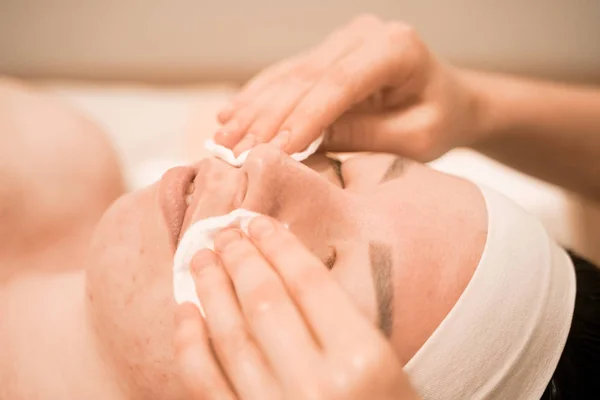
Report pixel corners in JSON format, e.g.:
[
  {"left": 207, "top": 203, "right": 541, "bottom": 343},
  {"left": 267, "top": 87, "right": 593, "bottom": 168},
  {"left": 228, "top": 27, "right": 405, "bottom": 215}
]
[{"left": 159, "top": 166, "right": 197, "bottom": 249}]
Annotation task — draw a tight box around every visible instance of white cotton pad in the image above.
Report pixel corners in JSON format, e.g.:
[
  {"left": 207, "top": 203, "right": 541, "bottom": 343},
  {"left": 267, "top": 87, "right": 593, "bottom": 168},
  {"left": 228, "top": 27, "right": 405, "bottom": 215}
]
[
  {"left": 204, "top": 133, "right": 324, "bottom": 167},
  {"left": 173, "top": 209, "right": 261, "bottom": 315}
]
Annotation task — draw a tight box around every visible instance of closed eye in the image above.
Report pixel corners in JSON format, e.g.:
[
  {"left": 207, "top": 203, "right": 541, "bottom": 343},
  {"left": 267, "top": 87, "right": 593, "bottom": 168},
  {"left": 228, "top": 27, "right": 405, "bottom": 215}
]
[
  {"left": 324, "top": 246, "right": 337, "bottom": 270},
  {"left": 326, "top": 155, "right": 345, "bottom": 188}
]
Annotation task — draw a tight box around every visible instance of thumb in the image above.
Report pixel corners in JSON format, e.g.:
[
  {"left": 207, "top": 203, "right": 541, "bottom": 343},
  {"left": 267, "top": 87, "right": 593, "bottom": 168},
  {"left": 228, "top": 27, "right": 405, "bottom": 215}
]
[
  {"left": 322, "top": 112, "right": 405, "bottom": 153},
  {"left": 322, "top": 108, "right": 440, "bottom": 161}
]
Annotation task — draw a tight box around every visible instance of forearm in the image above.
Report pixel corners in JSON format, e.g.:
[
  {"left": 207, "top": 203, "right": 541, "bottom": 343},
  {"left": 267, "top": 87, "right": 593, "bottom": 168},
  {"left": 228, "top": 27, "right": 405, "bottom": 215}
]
[{"left": 463, "top": 70, "right": 600, "bottom": 201}]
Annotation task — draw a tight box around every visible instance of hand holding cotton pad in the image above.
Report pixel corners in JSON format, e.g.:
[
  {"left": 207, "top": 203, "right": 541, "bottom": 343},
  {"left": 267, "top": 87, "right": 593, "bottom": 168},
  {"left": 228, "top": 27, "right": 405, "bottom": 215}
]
[
  {"left": 173, "top": 134, "right": 324, "bottom": 314},
  {"left": 172, "top": 209, "right": 261, "bottom": 314}
]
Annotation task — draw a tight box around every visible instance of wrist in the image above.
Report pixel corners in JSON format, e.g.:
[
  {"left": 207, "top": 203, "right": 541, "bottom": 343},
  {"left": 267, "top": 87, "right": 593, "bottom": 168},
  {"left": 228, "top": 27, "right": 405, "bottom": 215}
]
[{"left": 454, "top": 68, "right": 506, "bottom": 148}]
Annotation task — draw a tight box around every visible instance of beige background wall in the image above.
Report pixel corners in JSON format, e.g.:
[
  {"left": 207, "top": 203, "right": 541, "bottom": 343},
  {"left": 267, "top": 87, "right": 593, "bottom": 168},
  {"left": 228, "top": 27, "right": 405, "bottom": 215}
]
[{"left": 1, "top": 0, "right": 599, "bottom": 83}]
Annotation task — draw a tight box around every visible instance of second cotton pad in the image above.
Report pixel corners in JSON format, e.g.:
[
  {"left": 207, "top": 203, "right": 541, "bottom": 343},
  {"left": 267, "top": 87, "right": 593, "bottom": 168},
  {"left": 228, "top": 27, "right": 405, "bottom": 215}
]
[{"left": 172, "top": 209, "right": 261, "bottom": 315}]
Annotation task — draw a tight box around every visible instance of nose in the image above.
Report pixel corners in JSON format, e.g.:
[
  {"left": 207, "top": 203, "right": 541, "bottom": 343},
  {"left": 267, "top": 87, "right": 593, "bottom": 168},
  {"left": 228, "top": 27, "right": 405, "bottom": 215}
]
[
  {"left": 192, "top": 157, "right": 233, "bottom": 193},
  {"left": 239, "top": 143, "right": 348, "bottom": 264},
  {"left": 181, "top": 157, "right": 247, "bottom": 230},
  {"left": 239, "top": 144, "right": 287, "bottom": 216},
  {"left": 240, "top": 143, "right": 343, "bottom": 220}
]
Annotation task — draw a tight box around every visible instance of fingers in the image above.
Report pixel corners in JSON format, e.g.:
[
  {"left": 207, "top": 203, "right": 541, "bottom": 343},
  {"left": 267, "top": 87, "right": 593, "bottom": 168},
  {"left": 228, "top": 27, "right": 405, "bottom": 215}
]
[
  {"left": 214, "top": 18, "right": 429, "bottom": 157},
  {"left": 276, "top": 37, "right": 415, "bottom": 154},
  {"left": 173, "top": 303, "right": 237, "bottom": 400},
  {"left": 215, "top": 55, "right": 308, "bottom": 150},
  {"left": 216, "top": 85, "right": 280, "bottom": 151},
  {"left": 217, "top": 55, "right": 304, "bottom": 127},
  {"left": 220, "top": 53, "right": 350, "bottom": 154},
  {"left": 213, "top": 229, "right": 321, "bottom": 379},
  {"left": 235, "top": 74, "right": 322, "bottom": 151},
  {"left": 324, "top": 105, "right": 442, "bottom": 161},
  {"left": 178, "top": 220, "right": 410, "bottom": 399},
  {"left": 236, "top": 24, "right": 371, "bottom": 149},
  {"left": 215, "top": 15, "right": 383, "bottom": 153},
  {"left": 246, "top": 216, "right": 373, "bottom": 350},
  {"left": 191, "top": 249, "right": 280, "bottom": 400},
  {"left": 218, "top": 15, "right": 380, "bottom": 128},
  {"left": 276, "top": 23, "right": 428, "bottom": 154}
]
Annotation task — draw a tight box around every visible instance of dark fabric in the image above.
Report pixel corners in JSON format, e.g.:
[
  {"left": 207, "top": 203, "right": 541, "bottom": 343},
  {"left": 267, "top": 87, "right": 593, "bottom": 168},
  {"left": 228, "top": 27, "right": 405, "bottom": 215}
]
[{"left": 540, "top": 252, "right": 600, "bottom": 400}]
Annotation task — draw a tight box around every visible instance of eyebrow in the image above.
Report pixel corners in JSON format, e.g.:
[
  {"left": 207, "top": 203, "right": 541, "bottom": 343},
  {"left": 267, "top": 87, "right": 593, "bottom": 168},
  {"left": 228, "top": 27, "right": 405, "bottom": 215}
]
[
  {"left": 368, "top": 241, "right": 394, "bottom": 337},
  {"left": 380, "top": 157, "right": 406, "bottom": 184}
]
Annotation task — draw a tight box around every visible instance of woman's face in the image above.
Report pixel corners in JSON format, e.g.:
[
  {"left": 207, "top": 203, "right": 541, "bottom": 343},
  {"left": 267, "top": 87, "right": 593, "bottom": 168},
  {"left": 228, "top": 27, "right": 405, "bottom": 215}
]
[{"left": 86, "top": 145, "right": 486, "bottom": 399}]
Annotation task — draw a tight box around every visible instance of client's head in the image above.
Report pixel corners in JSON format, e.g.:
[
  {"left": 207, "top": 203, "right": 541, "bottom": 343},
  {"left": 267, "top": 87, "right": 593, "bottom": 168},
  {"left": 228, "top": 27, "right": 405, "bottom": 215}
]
[{"left": 85, "top": 144, "right": 572, "bottom": 400}]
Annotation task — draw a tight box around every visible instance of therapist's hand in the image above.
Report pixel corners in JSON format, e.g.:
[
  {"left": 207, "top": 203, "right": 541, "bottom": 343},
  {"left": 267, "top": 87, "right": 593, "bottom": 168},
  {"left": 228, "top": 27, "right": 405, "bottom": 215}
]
[
  {"left": 173, "top": 216, "right": 421, "bottom": 400},
  {"left": 213, "top": 14, "right": 484, "bottom": 162}
]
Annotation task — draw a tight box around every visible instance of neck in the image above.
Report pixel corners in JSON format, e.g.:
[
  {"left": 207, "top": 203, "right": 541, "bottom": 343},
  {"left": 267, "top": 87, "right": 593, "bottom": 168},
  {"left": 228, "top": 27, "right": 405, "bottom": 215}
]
[
  {"left": 2, "top": 269, "right": 125, "bottom": 399},
  {"left": 0, "top": 225, "right": 94, "bottom": 283}
]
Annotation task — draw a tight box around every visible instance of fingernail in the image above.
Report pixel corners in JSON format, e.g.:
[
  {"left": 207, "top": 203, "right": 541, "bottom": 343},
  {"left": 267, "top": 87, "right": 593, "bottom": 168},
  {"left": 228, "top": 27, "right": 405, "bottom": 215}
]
[
  {"left": 270, "top": 130, "right": 290, "bottom": 149},
  {"left": 215, "top": 229, "right": 243, "bottom": 251},
  {"left": 191, "top": 249, "right": 217, "bottom": 273},
  {"left": 214, "top": 129, "right": 229, "bottom": 144},
  {"left": 249, "top": 216, "right": 275, "bottom": 239}
]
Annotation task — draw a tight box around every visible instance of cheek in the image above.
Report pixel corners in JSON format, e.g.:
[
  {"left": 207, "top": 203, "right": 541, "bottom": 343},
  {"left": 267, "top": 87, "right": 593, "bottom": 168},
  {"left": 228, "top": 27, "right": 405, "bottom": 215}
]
[
  {"left": 87, "top": 190, "right": 168, "bottom": 308},
  {"left": 85, "top": 188, "right": 183, "bottom": 394}
]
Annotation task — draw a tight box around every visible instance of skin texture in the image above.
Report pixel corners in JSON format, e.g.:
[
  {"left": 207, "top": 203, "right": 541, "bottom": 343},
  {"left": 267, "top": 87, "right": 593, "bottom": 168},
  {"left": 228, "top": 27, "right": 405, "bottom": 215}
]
[
  {"left": 0, "top": 79, "right": 486, "bottom": 399},
  {"left": 214, "top": 14, "right": 600, "bottom": 202}
]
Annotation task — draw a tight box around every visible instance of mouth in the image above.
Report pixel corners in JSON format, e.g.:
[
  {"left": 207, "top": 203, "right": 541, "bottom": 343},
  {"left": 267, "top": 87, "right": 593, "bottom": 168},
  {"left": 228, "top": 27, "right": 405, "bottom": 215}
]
[{"left": 159, "top": 166, "right": 197, "bottom": 250}]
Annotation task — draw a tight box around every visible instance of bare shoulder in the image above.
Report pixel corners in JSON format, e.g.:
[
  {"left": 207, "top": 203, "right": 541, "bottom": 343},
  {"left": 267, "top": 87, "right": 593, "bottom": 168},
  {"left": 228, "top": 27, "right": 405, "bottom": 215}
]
[{"left": 0, "top": 78, "right": 125, "bottom": 275}]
